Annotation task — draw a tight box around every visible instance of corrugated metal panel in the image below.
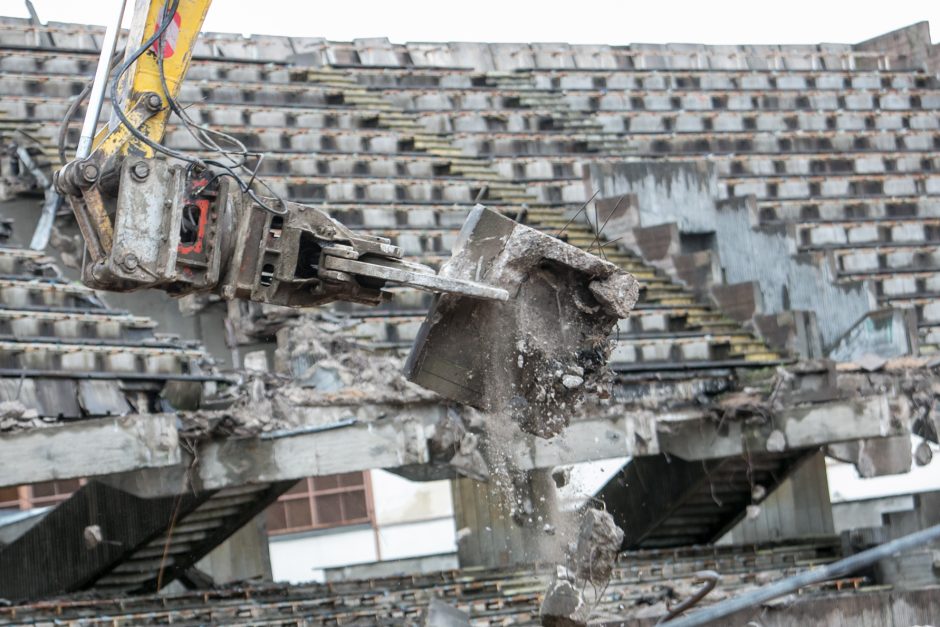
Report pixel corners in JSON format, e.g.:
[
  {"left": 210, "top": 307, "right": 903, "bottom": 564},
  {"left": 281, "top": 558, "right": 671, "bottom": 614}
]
[
  {"left": 76, "top": 380, "right": 132, "bottom": 417},
  {"left": 32, "top": 378, "right": 81, "bottom": 419}
]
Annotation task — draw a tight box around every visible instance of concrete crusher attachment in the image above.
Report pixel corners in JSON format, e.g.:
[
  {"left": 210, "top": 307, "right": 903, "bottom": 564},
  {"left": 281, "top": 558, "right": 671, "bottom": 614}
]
[{"left": 405, "top": 206, "right": 638, "bottom": 438}]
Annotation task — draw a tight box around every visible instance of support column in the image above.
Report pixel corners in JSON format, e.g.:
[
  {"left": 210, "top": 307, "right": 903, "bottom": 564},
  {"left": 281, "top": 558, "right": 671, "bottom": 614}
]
[
  {"left": 195, "top": 513, "right": 273, "bottom": 584},
  {"left": 451, "top": 469, "right": 568, "bottom": 569},
  {"left": 722, "top": 450, "right": 834, "bottom": 544}
]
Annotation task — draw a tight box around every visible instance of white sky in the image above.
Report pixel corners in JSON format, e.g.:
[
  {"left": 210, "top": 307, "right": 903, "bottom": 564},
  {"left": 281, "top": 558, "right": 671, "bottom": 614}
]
[{"left": 0, "top": 0, "right": 937, "bottom": 45}]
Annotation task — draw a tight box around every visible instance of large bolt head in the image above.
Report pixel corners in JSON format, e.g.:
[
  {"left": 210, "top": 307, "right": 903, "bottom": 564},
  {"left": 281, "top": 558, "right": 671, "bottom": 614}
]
[
  {"left": 80, "top": 162, "right": 100, "bottom": 184},
  {"left": 131, "top": 161, "right": 151, "bottom": 180},
  {"left": 145, "top": 93, "right": 164, "bottom": 111}
]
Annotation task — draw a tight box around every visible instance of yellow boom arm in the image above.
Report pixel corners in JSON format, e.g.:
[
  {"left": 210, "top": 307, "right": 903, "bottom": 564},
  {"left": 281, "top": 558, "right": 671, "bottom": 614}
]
[{"left": 95, "top": 0, "right": 211, "bottom": 158}]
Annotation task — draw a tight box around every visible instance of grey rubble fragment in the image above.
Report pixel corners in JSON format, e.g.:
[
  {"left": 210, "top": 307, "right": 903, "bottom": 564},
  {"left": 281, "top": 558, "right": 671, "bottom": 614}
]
[
  {"left": 571, "top": 508, "right": 625, "bottom": 585},
  {"left": 540, "top": 567, "right": 589, "bottom": 627},
  {"left": 0, "top": 400, "right": 43, "bottom": 432},
  {"left": 424, "top": 598, "right": 472, "bottom": 627}
]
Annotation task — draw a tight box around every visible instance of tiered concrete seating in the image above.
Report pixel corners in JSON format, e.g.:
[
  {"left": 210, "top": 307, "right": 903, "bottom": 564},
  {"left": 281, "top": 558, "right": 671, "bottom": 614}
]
[
  {"left": 330, "top": 57, "right": 940, "bottom": 349},
  {"left": 0, "top": 538, "right": 846, "bottom": 625},
  {"left": 20, "top": 18, "right": 939, "bottom": 363},
  {"left": 0, "top": 246, "right": 217, "bottom": 418}
]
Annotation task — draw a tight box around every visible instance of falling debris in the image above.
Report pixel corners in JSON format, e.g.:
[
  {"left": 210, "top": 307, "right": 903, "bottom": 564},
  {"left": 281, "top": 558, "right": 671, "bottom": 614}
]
[
  {"left": 570, "top": 508, "right": 625, "bottom": 585},
  {"left": 424, "top": 598, "right": 472, "bottom": 627},
  {"left": 82, "top": 525, "right": 103, "bottom": 550},
  {"left": 552, "top": 467, "right": 571, "bottom": 488},
  {"left": 540, "top": 567, "right": 589, "bottom": 627},
  {"left": 539, "top": 509, "right": 625, "bottom": 626}
]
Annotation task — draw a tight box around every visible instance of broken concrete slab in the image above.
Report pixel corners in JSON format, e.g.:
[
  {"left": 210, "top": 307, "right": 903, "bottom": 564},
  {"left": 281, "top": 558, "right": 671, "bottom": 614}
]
[{"left": 828, "top": 435, "right": 914, "bottom": 478}]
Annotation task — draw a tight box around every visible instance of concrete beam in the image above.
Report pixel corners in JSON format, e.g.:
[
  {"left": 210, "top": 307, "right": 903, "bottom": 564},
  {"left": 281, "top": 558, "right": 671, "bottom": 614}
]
[
  {"left": 0, "top": 413, "right": 179, "bottom": 488},
  {"left": 0, "top": 395, "right": 910, "bottom": 493},
  {"left": 659, "top": 396, "right": 899, "bottom": 461},
  {"left": 109, "top": 407, "right": 650, "bottom": 497},
  {"left": 196, "top": 412, "right": 437, "bottom": 491}
]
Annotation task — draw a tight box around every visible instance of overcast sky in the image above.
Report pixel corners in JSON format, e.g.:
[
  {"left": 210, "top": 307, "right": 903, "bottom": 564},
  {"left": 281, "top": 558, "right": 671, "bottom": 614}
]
[{"left": 0, "top": 0, "right": 937, "bottom": 45}]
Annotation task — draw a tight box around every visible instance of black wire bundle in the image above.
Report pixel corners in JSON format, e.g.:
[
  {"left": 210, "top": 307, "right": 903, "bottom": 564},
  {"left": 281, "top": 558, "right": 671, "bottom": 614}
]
[{"left": 96, "top": 0, "right": 288, "bottom": 215}]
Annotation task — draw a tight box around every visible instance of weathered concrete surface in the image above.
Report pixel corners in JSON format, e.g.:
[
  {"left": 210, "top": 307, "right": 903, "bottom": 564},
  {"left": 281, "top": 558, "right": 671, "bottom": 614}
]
[
  {"left": 195, "top": 513, "right": 273, "bottom": 585},
  {"left": 855, "top": 21, "right": 939, "bottom": 72},
  {"left": 828, "top": 434, "right": 914, "bottom": 478},
  {"left": 0, "top": 393, "right": 917, "bottom": 492},
  {"left": 721, "top": 450, "right": 834, "bottom": 544},
  {"left": 586, "top": 161, "right": 877, "bottom": 348},
  {"left": 827, "top": 309, "right": 918, "bottom": 363},
  {"left": 0, "top": 413, "right": 179, "bottom": 488},
  {"left": 2, "top": 356, "right": 934, "bottom": 493},
  {"left": 658, "top": 397, "right": 898, "bottom": 461}
]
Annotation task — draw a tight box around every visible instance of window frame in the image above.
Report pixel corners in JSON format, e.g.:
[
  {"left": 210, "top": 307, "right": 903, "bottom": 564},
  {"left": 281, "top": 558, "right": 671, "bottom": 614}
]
[
  {"left": 266, "top": 470, "right": 375, "bottom": 536},
  {"left": 0, "top": 479, "right": 85, "bottom": 512}
]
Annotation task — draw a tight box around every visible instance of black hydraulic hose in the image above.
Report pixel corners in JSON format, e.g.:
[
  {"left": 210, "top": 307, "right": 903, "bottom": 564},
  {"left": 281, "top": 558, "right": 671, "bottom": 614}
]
[{"left": 664, "top": 521, "right": 940, "bottom": 626}]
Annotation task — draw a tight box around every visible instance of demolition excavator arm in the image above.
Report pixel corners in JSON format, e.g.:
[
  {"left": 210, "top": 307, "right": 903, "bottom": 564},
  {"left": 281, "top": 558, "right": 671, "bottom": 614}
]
[
  {"left": 54, "top": 0, "right": 507, "bottom": 308},
  {"left": 53, "top": 0, "right": 638, "bottom": 438}
]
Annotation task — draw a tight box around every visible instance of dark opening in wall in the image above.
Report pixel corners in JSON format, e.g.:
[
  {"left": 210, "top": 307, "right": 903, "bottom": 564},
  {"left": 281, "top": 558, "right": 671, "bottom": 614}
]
[
  {"left": 799, "top": 205, "right": 820, "bottom": 220},
  {"left": 259, "top": 263, "right": 275, "bottom": 286},
  {"left": 844, "top": 203, "right": 869, "bottom": 218},
  {"left": 886, "top": 202, "right": 917, "bottom": 217},
  {"left": 679, "top": 231, "right": 715, "bottom": 255}
]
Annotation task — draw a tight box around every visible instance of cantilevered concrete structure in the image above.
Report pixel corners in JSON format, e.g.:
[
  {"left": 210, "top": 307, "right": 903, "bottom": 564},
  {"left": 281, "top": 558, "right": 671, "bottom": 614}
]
[{"left": 1, "top": 13, "right": 940, "bottom": 623}]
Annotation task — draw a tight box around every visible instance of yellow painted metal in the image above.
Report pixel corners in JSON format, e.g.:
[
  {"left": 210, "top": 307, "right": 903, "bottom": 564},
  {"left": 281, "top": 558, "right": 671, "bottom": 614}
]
[{"left": 93, "top": 0, "right": 212, "bottom": 157}]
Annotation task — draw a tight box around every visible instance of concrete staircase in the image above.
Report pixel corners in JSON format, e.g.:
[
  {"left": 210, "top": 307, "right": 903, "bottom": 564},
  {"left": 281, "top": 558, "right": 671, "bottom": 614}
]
[
  {"left": 0, "top": 479, "right": 293, "bottom": 602},
  {"left": 596, "top": 450, "right": 813, "bottom": 549}
]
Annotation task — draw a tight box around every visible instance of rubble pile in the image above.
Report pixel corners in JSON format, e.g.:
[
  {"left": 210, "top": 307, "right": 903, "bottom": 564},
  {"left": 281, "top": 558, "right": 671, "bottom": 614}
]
[
  {"left": 0, "top": 400, "right": 49, "bottom": 432},
  {"left": 273, "top": 314, "right": 438, "bottom": 406},
  {"left": 177, "top": 314, "right": 439, "bottom": 438}
]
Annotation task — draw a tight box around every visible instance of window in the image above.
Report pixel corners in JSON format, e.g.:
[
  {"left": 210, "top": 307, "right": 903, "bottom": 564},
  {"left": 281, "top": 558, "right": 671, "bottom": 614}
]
[
  {"left": 266, "top": 471, "right": 373, "bottom": 535},
  {"left": 0, "top": 486, "right": 21, "bottom": 511},
  {"left": 0, "top": 479, "right": 83, "bottom": 511}
]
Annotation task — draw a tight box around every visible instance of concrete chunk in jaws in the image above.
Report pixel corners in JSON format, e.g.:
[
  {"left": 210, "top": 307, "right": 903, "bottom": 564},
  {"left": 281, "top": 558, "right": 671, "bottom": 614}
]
[{"left": 404, "top": 205, "right": 638, "bottom": 438}]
